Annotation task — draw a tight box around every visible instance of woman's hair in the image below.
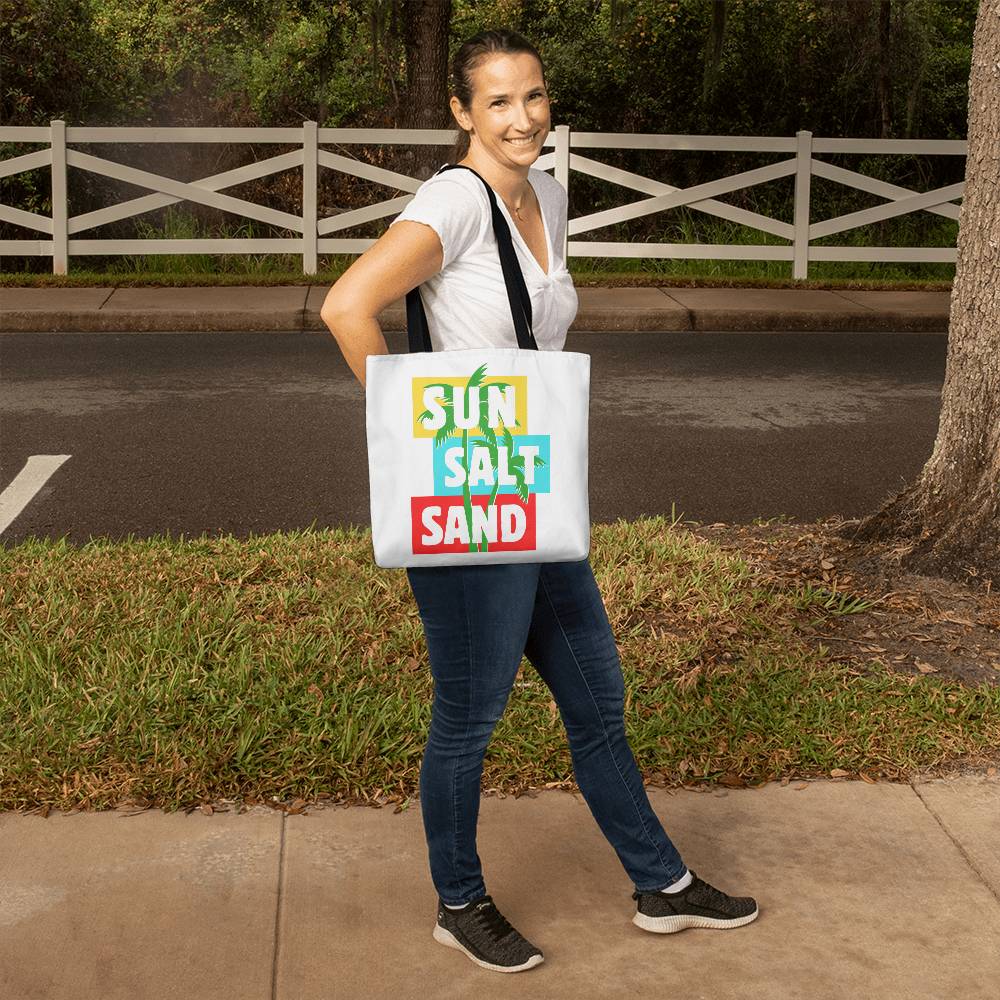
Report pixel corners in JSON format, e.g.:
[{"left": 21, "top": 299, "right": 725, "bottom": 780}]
[{"left": 448, "top": 28, "right": 546, "bottom": 164}]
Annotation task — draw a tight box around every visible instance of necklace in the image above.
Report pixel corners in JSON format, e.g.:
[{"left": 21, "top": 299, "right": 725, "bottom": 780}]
[{"left": 507, "top": 187, "right": 531, "bottom": 221}]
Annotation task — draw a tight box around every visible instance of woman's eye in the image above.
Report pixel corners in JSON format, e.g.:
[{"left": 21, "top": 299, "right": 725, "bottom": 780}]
[{"left": 492, "top": 94, "right": 544, "bottom": 107}]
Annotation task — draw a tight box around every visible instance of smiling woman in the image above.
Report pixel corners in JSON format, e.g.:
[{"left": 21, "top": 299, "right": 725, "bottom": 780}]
[{"left": 317, "top": 25, "right": 759, "bottom": 974}]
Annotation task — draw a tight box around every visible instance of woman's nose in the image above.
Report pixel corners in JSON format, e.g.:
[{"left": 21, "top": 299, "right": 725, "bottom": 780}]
[{"left": 512, "top": 105, "right": 533, "bottom": 131}]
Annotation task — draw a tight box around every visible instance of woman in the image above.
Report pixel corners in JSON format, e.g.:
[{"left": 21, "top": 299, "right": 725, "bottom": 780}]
[{"left": 321, "top": 27, "right": 759, "bottom": 975}]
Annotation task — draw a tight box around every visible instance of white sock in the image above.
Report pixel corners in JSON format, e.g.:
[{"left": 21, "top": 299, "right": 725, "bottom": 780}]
[
  {"left": 659, "top": 868, "right": 693, "bottom": 894},
  {"left": 443, "top": 901, "right": 467, "bottom": 910}
]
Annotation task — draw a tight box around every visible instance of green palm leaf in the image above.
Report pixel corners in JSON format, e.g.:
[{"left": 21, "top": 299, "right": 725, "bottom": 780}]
[
  {"left": 508, "top": 455, "right": 530, "bottom": 503},
  {"left": 466, "top": 363, "right": 489, "bottom": 389},
  {"left": 500, "top": 424, "right": 515, "bottom": 453},
  {"left": 433, "top": 384, "right": 460, "bottom": 447}
]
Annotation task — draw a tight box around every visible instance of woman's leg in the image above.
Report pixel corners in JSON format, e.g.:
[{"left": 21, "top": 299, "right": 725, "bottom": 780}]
[
  {"left": 406, "top": 561, "right": 542, "bottom": 906},
  {"left": 523, "top": 557, "right": 688, "bottom": 893}
]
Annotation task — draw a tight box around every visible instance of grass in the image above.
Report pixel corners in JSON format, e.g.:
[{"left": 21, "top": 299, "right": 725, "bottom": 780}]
[
  {"left": 0, "top": 269, "right": 954, "bottom": 292},
  {"left": 0, "top": 201, "right": 956, "bottom": 290},
  {"left": 2, "top": 514, "right": 996, "bottom": 815}
]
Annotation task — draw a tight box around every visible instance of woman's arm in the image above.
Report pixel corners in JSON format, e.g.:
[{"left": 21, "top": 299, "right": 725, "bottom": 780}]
[{"left": 319, "top": 221, "right": 444, "bottom": 388}]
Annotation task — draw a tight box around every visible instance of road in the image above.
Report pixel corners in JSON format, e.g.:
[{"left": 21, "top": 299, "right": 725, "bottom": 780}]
[{"left": 0, "top": 329, "right": 946, "bottom": 544}]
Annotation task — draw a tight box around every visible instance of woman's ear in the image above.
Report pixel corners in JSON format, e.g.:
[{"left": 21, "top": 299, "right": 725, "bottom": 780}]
[{"left": 449, "top": 96, "right": 471, "bottom": 132}]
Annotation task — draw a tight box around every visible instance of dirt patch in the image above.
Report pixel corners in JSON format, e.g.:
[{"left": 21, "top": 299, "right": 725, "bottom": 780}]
[{"left": 684, "top": 514, "right": 1000, "bottom": 689}]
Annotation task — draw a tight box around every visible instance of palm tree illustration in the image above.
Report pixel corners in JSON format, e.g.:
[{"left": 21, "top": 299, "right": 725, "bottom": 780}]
[{"left": 417, "top": 363, "right": 545, "bottom": 552}]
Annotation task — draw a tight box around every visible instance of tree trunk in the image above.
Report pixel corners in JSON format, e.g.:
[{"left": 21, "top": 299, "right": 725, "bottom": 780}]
[
  {"left": 875, "top": 0, "right": 892, "bottom": 139},
  {"left": 702, "top": 0, "right": 727, "bottom": 107},
  {"left": 397, "top": 0, "right": 452, "bottom": 182},
  {"left": 833, "top": 0, "right": 1000, "bottom": 591}
]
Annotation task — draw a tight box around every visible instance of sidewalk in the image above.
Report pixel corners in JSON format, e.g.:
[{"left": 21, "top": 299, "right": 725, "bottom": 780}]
[
  {"left": 0, "top": 285, "right": 952, "bottom": 333},
  {"left": 1, "top": 773, "right": 997, "bottom": 998}
]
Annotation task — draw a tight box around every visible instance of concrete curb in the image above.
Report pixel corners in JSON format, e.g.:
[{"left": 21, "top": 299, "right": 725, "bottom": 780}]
[{"left": 0, "top": 286, "right": 952, "bottom": 333}]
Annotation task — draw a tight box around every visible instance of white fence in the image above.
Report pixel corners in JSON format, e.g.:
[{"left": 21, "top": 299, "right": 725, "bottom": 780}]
[{"left": 0, "top": 121, "right": 966, "bottom": 279}]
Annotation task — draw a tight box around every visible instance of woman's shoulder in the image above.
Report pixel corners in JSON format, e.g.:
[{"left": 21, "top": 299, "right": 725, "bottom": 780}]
[
  {"left": 415, "top": 163, "right": 563, "bottom": 204},
  {"left": 417, "top": 164, "right": 488, "bottom": 197},
  {"left": 528, "top": 166, "right": 567, "bottom": 206},
  {"left": 404, "top": 166, "right": 491, "bottom": 219}
]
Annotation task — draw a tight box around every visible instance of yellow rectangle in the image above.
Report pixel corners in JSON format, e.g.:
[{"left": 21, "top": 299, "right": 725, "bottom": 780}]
[{"left": 411, "top": 375, "right": 528, "bottom": 439}]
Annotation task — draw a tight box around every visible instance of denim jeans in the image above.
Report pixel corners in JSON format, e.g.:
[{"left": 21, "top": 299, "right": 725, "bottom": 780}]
[{"left": 405, "top": 556, "right": 688, "bottom": 906}]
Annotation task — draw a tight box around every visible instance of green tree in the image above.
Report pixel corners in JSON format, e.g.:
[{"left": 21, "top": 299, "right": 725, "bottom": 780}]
[{"left": 836, "top": 0, "right": 999, "bottom": 588}]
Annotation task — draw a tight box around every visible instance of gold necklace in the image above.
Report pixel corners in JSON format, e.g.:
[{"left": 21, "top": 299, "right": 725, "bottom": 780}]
[{"left": 508, "top": 188, "right": 530, "bottom": 220}]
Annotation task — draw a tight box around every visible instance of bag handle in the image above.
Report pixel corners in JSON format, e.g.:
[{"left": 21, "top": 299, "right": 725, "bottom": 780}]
[{"left": 405, "top": 163, "right": 538, "bottom": 353}]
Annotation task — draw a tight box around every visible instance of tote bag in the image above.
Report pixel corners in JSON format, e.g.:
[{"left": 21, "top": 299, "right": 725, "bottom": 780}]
[{"left": 365, "top": 163, "right": 590, "bottom": 568}]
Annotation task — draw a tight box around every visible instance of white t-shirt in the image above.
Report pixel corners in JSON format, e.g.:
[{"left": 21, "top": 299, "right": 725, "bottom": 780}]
[{"left": 388, "top": 164, "right": 578, "bottom": 352}]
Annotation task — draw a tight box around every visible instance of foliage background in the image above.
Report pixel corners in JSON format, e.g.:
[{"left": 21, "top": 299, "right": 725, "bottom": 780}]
[{"left": 0, "top": 0, "right": 979, "bottom": 272}]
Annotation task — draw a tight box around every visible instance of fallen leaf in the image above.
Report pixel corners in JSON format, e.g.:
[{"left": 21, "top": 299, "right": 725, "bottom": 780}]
[
  {"left": 830, "top": 768, "right": 850, "bottom": 778},
  {"left": 794, "top": 782, "right": 809, "bottom": 790},
  {"left": 719, "top": 772, "right": 746, "bottom": 788},
  {"left": 859, "top": 772, "right": 877, "bottom": 784},
  {"left": 937, "top": 613, "right": 976, "bottom": 627},
  {"left": 915, "top": 660, "right": 939, "bottom": 673}
]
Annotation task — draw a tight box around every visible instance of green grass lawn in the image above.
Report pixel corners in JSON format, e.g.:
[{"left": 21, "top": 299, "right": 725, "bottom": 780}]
[
  {"left": 2, "top": 515, "right": 996, "bottom": 814},
  {"left": 0, "top": 267, "right": 953, "bottom": 291}
]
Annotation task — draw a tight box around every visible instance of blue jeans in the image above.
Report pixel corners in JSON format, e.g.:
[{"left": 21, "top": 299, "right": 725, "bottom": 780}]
[{"left": 405, "top": 556, "right": 688, "bottom": 906}]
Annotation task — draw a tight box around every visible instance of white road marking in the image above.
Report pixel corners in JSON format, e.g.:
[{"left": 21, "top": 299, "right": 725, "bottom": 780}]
[{"left": 0, "top": 455, "right": 72, "bottom": 535}]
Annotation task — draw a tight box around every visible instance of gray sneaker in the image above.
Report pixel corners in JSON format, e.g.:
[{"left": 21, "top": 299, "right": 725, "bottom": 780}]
[
  {"left": 632, "top": 870, "right": 759, "bottom": 933},
  {"left": 433, "top": 894, "right": 544, "bottom": 973}
]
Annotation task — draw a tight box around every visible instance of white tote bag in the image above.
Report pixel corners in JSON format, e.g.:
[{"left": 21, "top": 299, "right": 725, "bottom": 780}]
[{"left": 365, "top": 164, "right": 590, "bottom": 568}]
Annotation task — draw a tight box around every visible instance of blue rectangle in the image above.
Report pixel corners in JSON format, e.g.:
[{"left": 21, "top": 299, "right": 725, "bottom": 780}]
[{"left": 432, "top": 434, "right": 551, "bottom": 496}]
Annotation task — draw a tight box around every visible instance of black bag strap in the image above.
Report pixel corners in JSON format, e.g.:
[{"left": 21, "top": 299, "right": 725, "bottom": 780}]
[{"left": 405, "top": 163, "right": 538, "bottom": 353}]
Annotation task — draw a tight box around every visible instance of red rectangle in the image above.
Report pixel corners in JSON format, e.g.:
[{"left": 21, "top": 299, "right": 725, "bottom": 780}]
[{"left": 411, "top": 494, "right": 537, "bottom": 555}]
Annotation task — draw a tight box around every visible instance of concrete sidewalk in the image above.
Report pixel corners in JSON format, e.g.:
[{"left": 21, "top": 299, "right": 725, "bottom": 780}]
[
  {"left": 0, "top": 285, "right": 952, "bottom": 333},
  {"left": 1, "top": 773, "right": 997, "bottom": 998}
]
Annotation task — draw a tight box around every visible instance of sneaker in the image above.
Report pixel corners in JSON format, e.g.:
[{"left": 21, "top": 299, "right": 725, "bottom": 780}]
[
  {"left": 433, "top": 894, "right": 544, "bottom": 973},
  {"left": 631, "top": 870, "right": 759, "bottom": 933}
]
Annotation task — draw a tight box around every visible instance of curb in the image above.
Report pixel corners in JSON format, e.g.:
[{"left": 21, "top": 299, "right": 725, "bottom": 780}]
[
  {"left": 0, "top": 308, "right": 950, "bottom": 334},
  {"left": 0, "top": 286, "right": 952, "bottom": 333}
]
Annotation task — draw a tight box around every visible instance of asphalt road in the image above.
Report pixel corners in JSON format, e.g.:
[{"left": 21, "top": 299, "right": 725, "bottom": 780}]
[{"left": 0, "top": 329, "right": 947, "bottom": 545}]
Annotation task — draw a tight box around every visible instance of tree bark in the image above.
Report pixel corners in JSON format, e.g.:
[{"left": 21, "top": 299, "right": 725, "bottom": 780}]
[
  {"left": 833, "top": 0, "right": 1000, "bottom": 591},
  {"left": 875, "top": 0, "right": 893, "bottom": 139},
  {"left": 398, "top": 0, "right": 453, "bottom": 182},
  {"left": 702, "top": 0, "right": 727, "bottom": 106}
]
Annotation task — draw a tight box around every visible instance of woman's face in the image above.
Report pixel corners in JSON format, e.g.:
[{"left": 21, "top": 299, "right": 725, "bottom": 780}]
[{"left": 451, "top": 52, "right": 551, "bottom": 169}]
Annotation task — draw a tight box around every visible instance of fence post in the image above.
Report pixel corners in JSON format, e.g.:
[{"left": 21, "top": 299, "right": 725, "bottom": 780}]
[
  {"left": 554, "top": 124, "right": 570, "bottom": 265},
  {"left": 302, "top": 120, "right": 318, "bottom": 275},
  {"left": 792, "top": 129, "right": 812, "bottom": 281},
  {"left": 51, "top": 120, "right": 68, "bottom": 275}
]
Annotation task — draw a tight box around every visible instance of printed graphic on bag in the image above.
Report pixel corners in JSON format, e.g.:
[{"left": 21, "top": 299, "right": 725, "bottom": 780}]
[{"left": 410, "top": 363, "right": 549, "bottom": 554}]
